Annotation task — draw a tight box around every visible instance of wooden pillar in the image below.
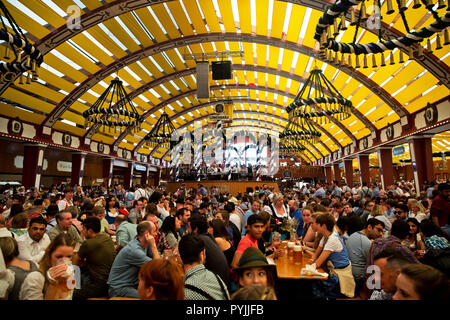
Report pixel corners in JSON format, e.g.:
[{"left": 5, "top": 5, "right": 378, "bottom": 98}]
[
  {"left": 102, "top": 157, "right": 114, "bottom": 188},
  {"left": 377, "top": 147, "right": 394, "bottom": 191},
  {"left": 333, "top": 162, "right": 341, "bottom": 183},
  {"left": 22, "top": 144, "right": 46, "bottom": 190},
  {"left": 123, "top": 162, "right": 134, "bottom": 189},
  {"left": 408, "top": 136, "right": 434, "bottom": 194},
  {"left": 344, "top": 159, "right": 354, "bottom": 188},
  {"left": 71, "top": 152, "right": 86, "bottom": 186},
  {"left": 358, "top": 154, "right": 370, "bottom": 186},
  {"left": 324, "top": 166, "right": 333, "bottom": 184}
]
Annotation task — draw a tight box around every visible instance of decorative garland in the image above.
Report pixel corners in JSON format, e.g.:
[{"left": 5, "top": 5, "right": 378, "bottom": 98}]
[
  {"left": 0, "top": 27, "right": 43, "bottom": 81},
  {"left": 314, "top": 0, "right": 450, "bottom": 64}
]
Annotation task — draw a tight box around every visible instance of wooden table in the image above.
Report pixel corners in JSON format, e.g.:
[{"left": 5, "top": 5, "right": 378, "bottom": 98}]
[{"left": 275, "top": 243, "right": 328, "bottom": 280}]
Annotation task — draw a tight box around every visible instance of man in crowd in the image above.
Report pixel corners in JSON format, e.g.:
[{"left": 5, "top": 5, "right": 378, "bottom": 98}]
[
  {"left": 232, "top": 214, "right": 265, "bottom": 269},
  {"left": 128, "top": 198, "right": 144, "bottom": 224},
  {"left": 368, "top": 249, "right": 411, "bottom": 300},
  {"left": 188, "top": 213, "right": 230, "bottom": 288},
  {"left": 177, "top": 207, "right": 191, "bottom": 238},
  {"left": 242, "top": 200, "right": 261, "bottom": 236},
  {"left": 47, "top": 210, "right": 83, "bottom": 244},
  {"left": 346, "top": 218, "right": 385, "bottom": 293},
  {"left": 394, "top": 204, "right": 409, "bottom": 221},
  {"left": 16, "top": 216, "right": 50, "bottom": 264},
  {"left": 312, "top": 183, "right": 326, "bottom": 199},
  {"left": 134, "top": 184, "right": 147, "bottom": 201},
  {"left": 107, "top": 221, "right": 160, "bottom": 298},
  {"left": 73, "top": 217, "right": 116, "bottom": 300},
  {"left": 114, "top": 214, "right": 137, "bottom": 249},
  {"left": 431, "top": 183, "right": 450, "bottom": 237},
  {"left": 366, "top": 219, "right": 419, "bottom": 276},
  {"left": 288, "top": 199, "right": 304, "bottom": 238},
  {"left": 178, "top": 234, "right": 230, "bottom": 300}
]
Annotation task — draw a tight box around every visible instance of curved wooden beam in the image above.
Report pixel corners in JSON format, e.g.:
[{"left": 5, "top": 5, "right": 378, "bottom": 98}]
[
  {"left": 41, "top": 33, "right": 407, "bottom": 129},
  {"left": 1, "top": 0, "right": 446, "bottom": 97}
]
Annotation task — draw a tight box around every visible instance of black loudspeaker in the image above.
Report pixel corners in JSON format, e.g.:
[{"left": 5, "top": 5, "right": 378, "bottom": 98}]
[{"left": 211, "top": 61, "right": 232, "bottom": 80}]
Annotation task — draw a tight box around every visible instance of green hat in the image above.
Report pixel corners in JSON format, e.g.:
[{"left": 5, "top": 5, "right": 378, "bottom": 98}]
[{"left": 234, "top": 247, "right": 275, "bottom": 271}]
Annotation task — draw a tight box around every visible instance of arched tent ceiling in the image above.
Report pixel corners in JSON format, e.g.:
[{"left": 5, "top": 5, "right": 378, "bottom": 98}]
[{"left": 0, "top": 0, "right": 448, "bottom": 161}]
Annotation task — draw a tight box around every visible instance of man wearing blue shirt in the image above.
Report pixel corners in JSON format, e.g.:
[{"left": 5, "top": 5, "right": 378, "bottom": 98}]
[
  {"left": 242, "top": 200, "right": 261, "bottom": 236},
  {"left": 107, "top": 221, "right": 160, "bottom": 298},
  {"left": 312, "top": 183, "right": 326, "bottom": 199},
  {"left": 288, "top": 199, "right": 304, "bottom": 238},
  {"left": 331, "top": 181, "right": 342, "bottom": 197}
]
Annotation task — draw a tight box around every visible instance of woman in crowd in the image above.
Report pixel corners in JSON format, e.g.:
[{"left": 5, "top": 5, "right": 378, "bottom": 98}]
[
  {"left": 420, "top": 219, "right": 450, "bottom": 250},
  {"left": 308, "top": 213, "right": 354, "bottom": 299},
  {"left": 0, "top": 237, "right": 40, "bottom": 300},
  {"left": 393, "top": 264, "right": 450, "bottom": 300},
  {"left": 233, "top": 247, "right": 275, "bottom": 290},
  {"left": 303, "top": 212, "right": 324, "bottom": 255},
  {"left": 214, "top": 210, "right": 234, "bottom": 244},
  {"left": 301, "top": 206, "right": 315, "bottom": 244},
  {"left": 402, "top": 218, "right": 425, "bottom": 258},
  {"left": 264, "top": 193, "right": 289, "bottom": 221},
  {"left": 367, "top": 204, "right": 391, "bottom": 235},
  {"left": 209, "top": 218, "right": 235, "bottom": 268},
  {"left": 407, "top": 199, "right": 428, "bottom": 222},
  {"left": 158, "top": 215, "right": 181, "bottom": 253},
  {"left": 137, "top": 258, "right": 184, "bottom": 300},
  {"left": 13, "top": 233, "right": 77, "bottom": 300},
  {"left": 9, "top": 213, "right": 29, "bottom": 237},
  {"left": 105, "top": 196, "right": 120, "bottom": 229}
]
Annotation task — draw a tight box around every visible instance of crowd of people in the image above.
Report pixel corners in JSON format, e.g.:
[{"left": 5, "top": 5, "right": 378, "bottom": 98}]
[{"left": 0, "top": 178, "right": 449, "bottom": 300}]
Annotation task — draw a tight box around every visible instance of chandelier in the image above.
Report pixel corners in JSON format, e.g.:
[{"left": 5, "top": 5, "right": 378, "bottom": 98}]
[
  {"left": 144, "top": 111, "right": 176, "bottom": 149},
  {"left": 314, "top": 0, "right": 450, "bottom": 68},
  {"left": 82, "top": 79, "right": 143, "bottom": 134},
  {"left": 286, "top": 68, "right": 352, "bottom": 125},
  {"left": 280, "top": 136, "right": 307, "bottom": 159},
  {"left": 280, "top": 115, "right": 322, "bottom": 145},
  {"left": 0, "top": 0, "right": 43, "bottom": 84}
]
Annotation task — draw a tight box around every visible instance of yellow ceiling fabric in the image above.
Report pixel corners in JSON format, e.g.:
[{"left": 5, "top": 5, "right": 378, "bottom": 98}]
[{"left": 0, "top": 0, "right": 447, "bottom": 159}]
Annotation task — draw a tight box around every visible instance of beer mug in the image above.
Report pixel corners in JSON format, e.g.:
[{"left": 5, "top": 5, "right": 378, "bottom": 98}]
[
  {"left": 287, "top": 242, "right": 295, "bottom": 260},
  {"left": 294, "top": 245, "right": 302, "bottom": 265}
]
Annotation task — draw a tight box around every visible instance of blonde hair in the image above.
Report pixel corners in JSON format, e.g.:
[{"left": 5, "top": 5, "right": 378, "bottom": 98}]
[
  {"left": 272, "top": 193, "right": 284, "bottom": 204},
  {"left": 408, "top": 199, "right": 425, "bottom": 214},
  {"left": 370, "top": 204, "right": 384, "bottom": 217}
]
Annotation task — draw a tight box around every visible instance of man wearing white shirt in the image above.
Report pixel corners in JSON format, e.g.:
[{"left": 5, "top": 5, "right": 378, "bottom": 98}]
[
  {"left": 57, "top": 186, "right": 74, "bottom": 211},
  {"left": 17, "top": 216, "right": 50, "bottom": 265},
  {"left": 134, "top": 185, "right": 147, "bottom": 201}
]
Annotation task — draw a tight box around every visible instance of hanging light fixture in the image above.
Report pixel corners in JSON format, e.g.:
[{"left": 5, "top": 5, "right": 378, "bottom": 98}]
[
  {"left": 280, "top": 135, "right": 307, "bottom": 159},
  {"left": 82, "top": 79, "right": 144, "bottom": 134},
  {"left": 0, "top": 0, "right": 43, "bottom": 83},
  {"left": 286, "top": 68, "right": 353, "bottom": 125},
  {"left": 314, "top": 0, "right": 450, "bottom": 68},
  {"left": 144, "top": 110, "right": 176, "bottom": 149},
  {"left": 280, "top": 114, "right": 322, "bottom": 145}
]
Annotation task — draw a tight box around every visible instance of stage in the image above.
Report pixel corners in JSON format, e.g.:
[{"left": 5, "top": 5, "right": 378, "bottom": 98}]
[{"left": 167, "top": 180, "right": 279, "bottom": 195}]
